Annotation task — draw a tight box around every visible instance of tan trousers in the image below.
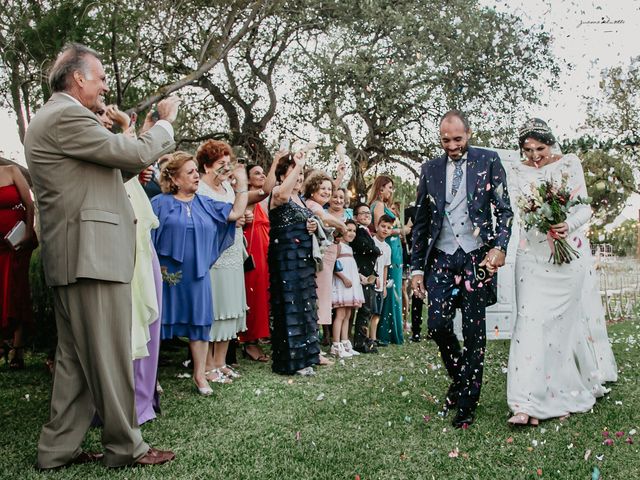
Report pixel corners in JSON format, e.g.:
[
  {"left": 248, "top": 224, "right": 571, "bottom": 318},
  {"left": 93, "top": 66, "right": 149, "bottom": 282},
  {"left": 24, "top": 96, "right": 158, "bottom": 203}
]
[{"left": 37, "top": 279, "right": 148, "bottom": 468}]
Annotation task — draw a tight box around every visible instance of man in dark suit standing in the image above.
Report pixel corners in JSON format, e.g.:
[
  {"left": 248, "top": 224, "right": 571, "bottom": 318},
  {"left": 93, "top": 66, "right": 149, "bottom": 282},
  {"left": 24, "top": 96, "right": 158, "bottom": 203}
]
[
  {"left": 410, "top": 110, "right": 513, "bottom": 428},
  {"left": 404, "top": 202, "right": 423, "bottom": 342}
]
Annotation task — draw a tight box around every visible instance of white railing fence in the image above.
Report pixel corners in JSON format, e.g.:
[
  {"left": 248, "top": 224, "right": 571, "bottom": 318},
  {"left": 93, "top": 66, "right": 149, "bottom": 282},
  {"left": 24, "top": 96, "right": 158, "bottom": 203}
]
[{"left": 597, "top": 257, "right": 640, "bottom": 321}]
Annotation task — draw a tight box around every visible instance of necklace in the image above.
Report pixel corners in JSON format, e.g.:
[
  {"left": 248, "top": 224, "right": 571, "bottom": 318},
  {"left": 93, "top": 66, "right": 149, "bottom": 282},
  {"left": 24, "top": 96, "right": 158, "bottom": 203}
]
[{"left": 175, "top": 194, "right": 195, "bottom": 217}]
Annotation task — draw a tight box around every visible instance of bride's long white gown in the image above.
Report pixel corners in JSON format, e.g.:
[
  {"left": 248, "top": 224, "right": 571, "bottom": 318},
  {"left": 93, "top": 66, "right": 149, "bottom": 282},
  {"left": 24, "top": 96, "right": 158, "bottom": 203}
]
[{"left": 507, "top": 153, "right": 617, "bottom": 420}]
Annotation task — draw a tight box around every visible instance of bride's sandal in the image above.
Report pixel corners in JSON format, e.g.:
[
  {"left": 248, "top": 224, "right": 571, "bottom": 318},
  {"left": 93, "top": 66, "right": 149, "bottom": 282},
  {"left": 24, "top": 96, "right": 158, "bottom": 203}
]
[
  {"left": 508, "top": 413, "right": 530, "bottom": 425},
  {"left": 528, "top": 417, "right": 540, "bottom": 426}
]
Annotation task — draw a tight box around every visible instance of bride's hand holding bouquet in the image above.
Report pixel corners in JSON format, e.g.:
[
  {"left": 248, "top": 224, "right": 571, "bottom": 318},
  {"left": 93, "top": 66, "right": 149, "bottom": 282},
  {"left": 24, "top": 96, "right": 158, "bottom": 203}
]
[{"left": 517, "top": 173, "right": 590, "bottom": 265}]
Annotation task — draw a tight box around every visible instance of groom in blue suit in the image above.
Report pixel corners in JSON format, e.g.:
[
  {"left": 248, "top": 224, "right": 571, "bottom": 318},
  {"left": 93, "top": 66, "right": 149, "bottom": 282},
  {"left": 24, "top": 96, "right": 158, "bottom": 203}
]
[{"left": 411, "top": 110, "right": 513, "bottom": 428}]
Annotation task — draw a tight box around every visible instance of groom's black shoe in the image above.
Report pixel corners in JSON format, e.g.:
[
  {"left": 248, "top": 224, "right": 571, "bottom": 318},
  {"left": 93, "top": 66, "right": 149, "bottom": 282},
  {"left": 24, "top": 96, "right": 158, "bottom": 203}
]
[
  {"left": 452, "top": 407, "right": 475, "bottom": 429},
  {"left": 439, "top": 384, "right": 460, "bottom": 418},
  {"left": 439, "top": 398, "right": 457, "bottom": 418}
]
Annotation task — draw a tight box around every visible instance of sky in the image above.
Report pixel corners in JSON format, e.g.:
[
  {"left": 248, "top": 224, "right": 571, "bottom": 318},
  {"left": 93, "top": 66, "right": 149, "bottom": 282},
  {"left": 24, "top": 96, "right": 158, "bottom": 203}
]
[
  {"left": 1, "top": 0, "right": 639, "bottom": 219},
  {"left": 486, "top": 0, "right": 640, "bottom": 138}
]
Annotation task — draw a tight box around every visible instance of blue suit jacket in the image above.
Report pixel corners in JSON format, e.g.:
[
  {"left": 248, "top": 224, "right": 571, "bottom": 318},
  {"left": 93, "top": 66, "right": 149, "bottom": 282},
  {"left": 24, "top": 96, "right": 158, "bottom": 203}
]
[{"left": 410, "top": 146, "right": 513, "bottom": 272}]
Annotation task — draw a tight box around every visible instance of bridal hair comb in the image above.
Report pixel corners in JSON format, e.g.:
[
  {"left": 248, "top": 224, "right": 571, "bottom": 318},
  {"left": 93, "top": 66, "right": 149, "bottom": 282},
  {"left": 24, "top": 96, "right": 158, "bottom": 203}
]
[{"left": 518, "top": 118, "right": 553, "bottom": 138}]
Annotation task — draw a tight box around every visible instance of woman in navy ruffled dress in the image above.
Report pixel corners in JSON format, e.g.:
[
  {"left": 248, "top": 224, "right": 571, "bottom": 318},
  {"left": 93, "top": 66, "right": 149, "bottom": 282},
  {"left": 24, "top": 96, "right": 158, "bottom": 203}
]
[{"left": 268, "top": 151, "right": 320, "bottom": 376}]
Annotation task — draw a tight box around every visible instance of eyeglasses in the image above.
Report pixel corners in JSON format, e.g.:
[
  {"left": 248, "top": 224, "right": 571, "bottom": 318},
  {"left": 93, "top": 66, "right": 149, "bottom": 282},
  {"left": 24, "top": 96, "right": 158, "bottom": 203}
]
[{"left": 356, "top": 211, "right": 372, "bottom": 216}]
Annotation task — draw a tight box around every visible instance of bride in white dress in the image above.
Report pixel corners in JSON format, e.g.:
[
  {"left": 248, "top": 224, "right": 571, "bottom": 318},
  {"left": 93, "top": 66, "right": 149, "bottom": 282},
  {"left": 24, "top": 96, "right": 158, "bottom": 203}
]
[{"left": 507, "top": 118, "right": 617, "bottom": 425}]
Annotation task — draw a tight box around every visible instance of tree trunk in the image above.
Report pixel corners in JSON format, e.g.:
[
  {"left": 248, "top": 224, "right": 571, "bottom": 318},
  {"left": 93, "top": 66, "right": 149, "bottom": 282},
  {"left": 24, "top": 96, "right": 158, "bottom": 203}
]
[
  {"left": 348, "top": 148, "right": 371, "bottom": 201},
  {"left": 9, "top": 58, "right": 27, "bottom": 144},
  {"left": 232, "top": 127, "right": 272, "bottom": 168}
]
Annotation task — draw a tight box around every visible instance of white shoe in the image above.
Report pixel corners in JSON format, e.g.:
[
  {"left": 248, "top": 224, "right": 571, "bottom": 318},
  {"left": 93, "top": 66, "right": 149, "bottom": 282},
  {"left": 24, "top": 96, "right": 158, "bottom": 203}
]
[
  {"left": 331, "top": 342, "right": 353, "bottom": 358},
  {"left": 338, "top": 343, "right": 353, "bottom": 359},
  {"left": 295, "top": 366, "right": 315, "bottom": 376},
  {"left": 343, "top": 340, "right": 360, "bottom": 356}
]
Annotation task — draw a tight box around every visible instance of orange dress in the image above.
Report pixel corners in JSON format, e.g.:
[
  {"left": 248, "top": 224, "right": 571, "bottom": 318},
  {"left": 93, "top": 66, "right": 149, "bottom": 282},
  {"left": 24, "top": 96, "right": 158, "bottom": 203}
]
[
  {"left": 240, "top": 202, "right": 271, "bottom": 342},
  {"left": 0, "top": 184, "right": 35, "bottom": 336}
]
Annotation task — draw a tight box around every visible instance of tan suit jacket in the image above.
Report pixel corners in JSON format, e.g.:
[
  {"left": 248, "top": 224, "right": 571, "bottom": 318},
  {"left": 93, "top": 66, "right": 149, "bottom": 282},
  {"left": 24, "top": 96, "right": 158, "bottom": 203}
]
[{"left": 25, "top": 92, "right": 174, "bottom": 286}]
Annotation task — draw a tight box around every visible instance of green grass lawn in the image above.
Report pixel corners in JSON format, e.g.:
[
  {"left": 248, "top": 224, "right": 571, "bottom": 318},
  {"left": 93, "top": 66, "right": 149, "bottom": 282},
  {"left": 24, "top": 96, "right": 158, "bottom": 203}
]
[{"left": 1, "top": 320, "right": 639, "bottom": 480}]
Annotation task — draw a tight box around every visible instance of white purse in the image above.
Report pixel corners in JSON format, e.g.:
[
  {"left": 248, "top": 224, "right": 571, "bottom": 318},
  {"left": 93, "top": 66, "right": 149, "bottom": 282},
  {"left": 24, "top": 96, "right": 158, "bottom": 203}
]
[{"left": 4, "top": 220, "right": 26, "bottom": 249}]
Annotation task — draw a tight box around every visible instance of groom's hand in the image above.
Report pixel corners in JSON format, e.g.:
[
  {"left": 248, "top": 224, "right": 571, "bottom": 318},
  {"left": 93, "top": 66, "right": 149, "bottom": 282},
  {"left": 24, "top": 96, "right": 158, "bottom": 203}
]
[
  {"left": 411, "top": 273, "right": 426, "bottom": 299},
  {"left": 479, "top": 248, "right": 506, "bottom": 274}
]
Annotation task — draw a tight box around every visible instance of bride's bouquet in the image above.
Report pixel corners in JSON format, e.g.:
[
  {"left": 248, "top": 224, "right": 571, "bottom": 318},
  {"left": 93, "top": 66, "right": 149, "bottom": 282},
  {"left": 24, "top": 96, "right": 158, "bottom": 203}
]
[{"left": 516, "top": 173, "right": 591, "bottom": 265}]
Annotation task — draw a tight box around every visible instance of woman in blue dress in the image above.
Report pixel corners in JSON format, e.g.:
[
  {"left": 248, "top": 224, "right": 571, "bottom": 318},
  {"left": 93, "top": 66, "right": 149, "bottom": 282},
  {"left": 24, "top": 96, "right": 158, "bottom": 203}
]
[
  {"left": 369, "top": 175, "right": 406, "bottom": 345},
  {"left": 151, "top": 152, "right": 248, "bottom": 395}
]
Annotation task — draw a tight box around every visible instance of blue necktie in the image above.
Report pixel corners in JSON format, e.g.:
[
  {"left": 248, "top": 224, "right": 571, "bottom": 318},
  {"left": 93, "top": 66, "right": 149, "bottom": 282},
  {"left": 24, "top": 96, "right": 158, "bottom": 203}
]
[{"left": 451, "top": 160, "right": 463, "bottom": 197}]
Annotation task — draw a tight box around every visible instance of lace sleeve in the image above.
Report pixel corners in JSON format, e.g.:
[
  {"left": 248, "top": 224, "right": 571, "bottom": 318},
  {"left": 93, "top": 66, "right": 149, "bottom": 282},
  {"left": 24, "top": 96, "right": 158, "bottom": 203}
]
[{"left": 564, "top": 154, "right": 592, "bottom": 232}]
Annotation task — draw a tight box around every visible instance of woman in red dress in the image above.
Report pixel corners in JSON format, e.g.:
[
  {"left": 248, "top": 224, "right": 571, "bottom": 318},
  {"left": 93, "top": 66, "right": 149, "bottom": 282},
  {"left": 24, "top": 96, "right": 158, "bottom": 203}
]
[
  {"left": 240, "top": 159, "right": 279, "bottom": 362},
  {"left": 0, "top": 165, "right": 37, "bottom": 369}
]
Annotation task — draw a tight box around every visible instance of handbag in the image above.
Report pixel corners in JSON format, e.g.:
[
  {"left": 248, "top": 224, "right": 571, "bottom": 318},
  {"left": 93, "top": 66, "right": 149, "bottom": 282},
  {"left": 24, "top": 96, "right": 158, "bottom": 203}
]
[
  {"left": 4, "top": 220, "right": 26, "bottom": 249},
  {"left": 333, "top": 243, "right": 343, "bottom": 272},
  {"left": 243, "top": 254, "right": 256, "bottom": 272},
  {"left": 243, "top": 214, "right": 256, "bottom": 272}
]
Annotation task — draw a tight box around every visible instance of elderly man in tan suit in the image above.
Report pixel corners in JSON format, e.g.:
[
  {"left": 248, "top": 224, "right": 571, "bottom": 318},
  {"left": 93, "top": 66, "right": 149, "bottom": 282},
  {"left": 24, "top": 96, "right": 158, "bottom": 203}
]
[{"left": 25, "top": 43, "right": 178, "bottom": 469}]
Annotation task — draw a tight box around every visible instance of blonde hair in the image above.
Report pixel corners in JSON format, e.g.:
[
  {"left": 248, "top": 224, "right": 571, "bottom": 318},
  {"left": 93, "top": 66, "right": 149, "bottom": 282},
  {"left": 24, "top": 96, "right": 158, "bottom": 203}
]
[{"left": 159, "top": 151, "right": 194, "bottom": 194}]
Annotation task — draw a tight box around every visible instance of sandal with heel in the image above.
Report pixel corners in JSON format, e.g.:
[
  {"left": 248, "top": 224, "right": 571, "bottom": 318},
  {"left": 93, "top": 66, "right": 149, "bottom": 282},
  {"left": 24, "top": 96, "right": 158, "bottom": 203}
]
[
  {"left": 242, "top": 344, "right": 269, "bottom": 362},
  {"left": 205, "top": 368, "right": 232, "bottom": 384}
]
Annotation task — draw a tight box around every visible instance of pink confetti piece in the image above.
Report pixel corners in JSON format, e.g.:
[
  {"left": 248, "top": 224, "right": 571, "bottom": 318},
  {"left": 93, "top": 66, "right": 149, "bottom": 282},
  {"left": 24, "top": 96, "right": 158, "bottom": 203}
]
[
  {"left": 626, "top": 437, "right": 634, "bottom": 444},
  {"left": 615, "top": 431, "right": 625, "bottom": 438},
  {"left": 464, "top": 280, "right": 474, "bottom": 292},
  {"left": 602, "top": 438, "right": 614, "bottom": 446},
  {"left": 485, "top": 183, "right": 491, "bottom": 191},
  {"left": 454, "top": 275, "right": 462, "bottom": 285},
  {"left": 448, "top": 448, "right": 459, "bottom": 458}
]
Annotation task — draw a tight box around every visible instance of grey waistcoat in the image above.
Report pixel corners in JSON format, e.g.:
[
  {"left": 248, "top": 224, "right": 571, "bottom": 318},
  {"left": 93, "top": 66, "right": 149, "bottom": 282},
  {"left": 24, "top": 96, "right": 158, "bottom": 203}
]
[{"left": 434, "top": 164, "right": 483, "bottom": 255}]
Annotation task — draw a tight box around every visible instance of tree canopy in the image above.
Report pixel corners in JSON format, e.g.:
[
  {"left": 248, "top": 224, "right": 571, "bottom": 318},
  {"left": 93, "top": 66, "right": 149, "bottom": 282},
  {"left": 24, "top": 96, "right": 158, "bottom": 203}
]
[{"left": 1, "top": 0, "right": 558, "bottom": 195}]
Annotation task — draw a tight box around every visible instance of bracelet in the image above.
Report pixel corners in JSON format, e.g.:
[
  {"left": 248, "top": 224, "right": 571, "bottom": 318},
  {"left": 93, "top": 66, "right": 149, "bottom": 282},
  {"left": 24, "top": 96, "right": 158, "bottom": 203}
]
[{"left": 235, "top": 189, "right": 248, "bottom": 194}]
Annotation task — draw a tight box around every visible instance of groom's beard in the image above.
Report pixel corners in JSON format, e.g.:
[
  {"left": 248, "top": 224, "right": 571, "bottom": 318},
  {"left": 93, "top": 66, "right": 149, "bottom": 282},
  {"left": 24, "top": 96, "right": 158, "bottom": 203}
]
[{"left": 444, "top": 141, "right": 469, "bottom": 160}]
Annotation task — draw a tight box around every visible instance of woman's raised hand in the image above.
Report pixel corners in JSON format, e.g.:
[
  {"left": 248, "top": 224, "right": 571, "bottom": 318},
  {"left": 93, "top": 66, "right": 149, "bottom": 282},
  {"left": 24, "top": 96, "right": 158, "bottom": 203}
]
[{"left": 293, "top": 151, "right": 306, "bottom": 168}]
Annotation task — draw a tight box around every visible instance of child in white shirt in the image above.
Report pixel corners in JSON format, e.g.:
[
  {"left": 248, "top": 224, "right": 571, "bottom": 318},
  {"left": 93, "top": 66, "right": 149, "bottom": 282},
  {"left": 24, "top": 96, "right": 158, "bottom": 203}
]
[{"left": 370, "top": 215, "right": 393, "bottom": 344}]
